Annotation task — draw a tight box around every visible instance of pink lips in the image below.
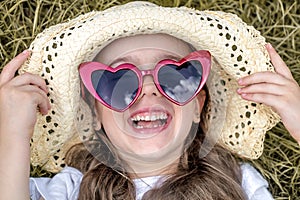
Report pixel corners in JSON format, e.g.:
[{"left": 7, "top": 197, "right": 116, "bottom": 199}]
[{"left": 128, "top": 108, "right": 172, "bottom": 134}]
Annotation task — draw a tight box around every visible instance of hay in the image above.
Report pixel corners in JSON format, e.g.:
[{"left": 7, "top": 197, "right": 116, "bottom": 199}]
[{"left": 0, "top": 0, "right": 299, "bottom": 199}]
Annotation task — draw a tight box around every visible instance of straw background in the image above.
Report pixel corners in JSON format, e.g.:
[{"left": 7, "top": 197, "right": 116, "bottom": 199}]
[{"left": 0, "top": 0, "right": 299, "bottom": 199}]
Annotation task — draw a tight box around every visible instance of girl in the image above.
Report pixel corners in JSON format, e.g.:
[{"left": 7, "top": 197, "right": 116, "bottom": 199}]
[{"left": 0, "top": 2, "right": 299, "bottom": 200}]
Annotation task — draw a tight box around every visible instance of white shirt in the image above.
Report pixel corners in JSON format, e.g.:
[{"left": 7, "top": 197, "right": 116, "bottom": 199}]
[{"left": 29, "top": 163, "right": 273, "bottom": 200}]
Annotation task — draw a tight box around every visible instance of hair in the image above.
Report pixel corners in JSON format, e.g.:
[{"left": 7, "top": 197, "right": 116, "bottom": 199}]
[{"left": 65, "top": 85, "right": 247, "bottom": 199}]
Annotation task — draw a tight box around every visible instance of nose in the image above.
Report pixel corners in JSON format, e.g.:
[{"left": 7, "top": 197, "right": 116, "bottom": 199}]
[{"left": 140, "top": 76, "right": 161, "bottom": 98}]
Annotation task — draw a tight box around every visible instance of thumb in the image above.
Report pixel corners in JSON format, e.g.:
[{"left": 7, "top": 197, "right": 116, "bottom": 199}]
[{"left": 266, "top": 43, "right": 293, "bottom": 80}]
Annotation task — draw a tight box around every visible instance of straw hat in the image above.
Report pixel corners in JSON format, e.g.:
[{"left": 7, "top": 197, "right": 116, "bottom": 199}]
[{"left": 19, "top": 1, "right": 280, "bottom": 172}]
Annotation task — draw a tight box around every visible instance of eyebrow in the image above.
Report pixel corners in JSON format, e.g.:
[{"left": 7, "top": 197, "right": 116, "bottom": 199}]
[{"left": 108, "top": 53, "right": 182, "bottom": 66}]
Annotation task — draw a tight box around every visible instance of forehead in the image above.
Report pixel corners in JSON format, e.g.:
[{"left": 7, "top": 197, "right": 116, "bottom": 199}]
[{"left": 94, "top": 33, "right": 192, "bottom": 64}]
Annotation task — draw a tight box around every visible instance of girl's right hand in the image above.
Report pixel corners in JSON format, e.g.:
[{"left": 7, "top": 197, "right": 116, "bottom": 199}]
[{"left": 0, "top": 50, "right": 51, "bottom": 140}]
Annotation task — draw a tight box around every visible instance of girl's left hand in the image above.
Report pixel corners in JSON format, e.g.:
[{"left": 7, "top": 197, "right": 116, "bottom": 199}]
[{"left": 237, "top": 43, "right": 300, "bottom": 144}]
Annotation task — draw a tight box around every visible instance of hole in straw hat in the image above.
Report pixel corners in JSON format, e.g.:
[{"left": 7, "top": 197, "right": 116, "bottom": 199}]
[
  {"left": 226, "top": 33, "right": 231, "bottom": 40},
  {"left": 245, "top": 111, "right": 251, "bottom": 118},
  {"left": 46, "top": 116, "right": 51, "bottom": 123},
  {"left": 220, "top": 80, "right": 226, "bottom": 86},
  {"left": 239, "top": 67, "right": 246, "bottom": 72},
  {"left": 251, "top": 103, "right": 256, "bottom": 107},
  {"left": 52, "top": 43, "right": 57, "bottom": 49},
  {"left": 237, "top": 55, "right": 242, "bottom": 62},
  {"left": 241, "top": 122, "right": 245, "bottom": 128}
]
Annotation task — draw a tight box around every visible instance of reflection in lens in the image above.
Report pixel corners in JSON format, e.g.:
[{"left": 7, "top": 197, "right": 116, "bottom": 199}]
[
  {"left": 158, "top": 60, "right": 203, "bottom": 103},
  {"left": 92, "top": 69, "right": 139, "bottom": 110}
]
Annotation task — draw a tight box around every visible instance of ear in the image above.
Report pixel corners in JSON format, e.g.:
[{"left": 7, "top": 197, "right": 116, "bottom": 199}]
[
  {"left": 93, "top": 102, "right": 102, "bottom": 131},
  {"left": 193, "top": 90, "right": 206, "bottom": 123}
]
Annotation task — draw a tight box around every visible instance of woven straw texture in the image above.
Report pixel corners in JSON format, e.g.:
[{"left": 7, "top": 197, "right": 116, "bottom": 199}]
[{"left": 1, "top": 0, "right": 299, "bottom": 199}]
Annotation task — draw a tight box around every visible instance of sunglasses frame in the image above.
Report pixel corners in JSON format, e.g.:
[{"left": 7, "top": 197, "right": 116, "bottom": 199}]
[{"left": 79, "top": 50, "right": 211, "bottom": 112}]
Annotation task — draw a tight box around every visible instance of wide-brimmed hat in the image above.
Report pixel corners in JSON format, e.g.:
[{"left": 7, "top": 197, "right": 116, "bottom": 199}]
[{"left": 20, "top": 1, "right": 280, "bottom": 173}]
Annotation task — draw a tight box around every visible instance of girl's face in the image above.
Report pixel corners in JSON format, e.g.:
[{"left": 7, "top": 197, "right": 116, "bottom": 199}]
[{"left": 93, "top": 34, "right": 206, "bottom": 174}]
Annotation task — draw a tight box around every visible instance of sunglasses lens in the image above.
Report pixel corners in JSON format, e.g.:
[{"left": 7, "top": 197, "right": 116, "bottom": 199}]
[
  {"left": 158, "top": 60, "right": 203, "bottom": 103},
  {"left": 91, "top": 69, "right": 139, "bottom": 110}
]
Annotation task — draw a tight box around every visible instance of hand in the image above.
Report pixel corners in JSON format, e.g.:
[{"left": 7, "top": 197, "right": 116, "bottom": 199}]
[
  {"left": 0, "top": 50, "right": 50, "bottom": 199},
  {"left": 0, "top": 50, "right": 51, "bottom": 140},
  {"left": 237, "top": 44, "right": 300, "bottom": 144}
]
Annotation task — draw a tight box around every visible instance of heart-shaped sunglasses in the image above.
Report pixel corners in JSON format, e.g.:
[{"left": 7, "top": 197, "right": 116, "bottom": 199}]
[{"left": 79, "top": 50, "right": 211, "bottom": 112}]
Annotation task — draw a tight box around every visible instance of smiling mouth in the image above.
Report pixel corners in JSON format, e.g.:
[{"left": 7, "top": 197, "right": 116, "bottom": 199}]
[{"left": 130, "top": 112, "right": 169, "bottom": 130}]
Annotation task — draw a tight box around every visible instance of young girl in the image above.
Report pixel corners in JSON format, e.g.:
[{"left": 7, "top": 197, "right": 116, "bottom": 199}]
[{"left": 0, "top": 2, "right": 299, "bottom": 200}]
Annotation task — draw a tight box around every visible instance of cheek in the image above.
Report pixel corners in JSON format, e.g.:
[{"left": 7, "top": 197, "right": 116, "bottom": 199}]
[
  {"left": 100, "top": 107, "right": 126, "bottom": 141},
  {"left": 173, "top": 102, "right": 196, "bottom": 138}
]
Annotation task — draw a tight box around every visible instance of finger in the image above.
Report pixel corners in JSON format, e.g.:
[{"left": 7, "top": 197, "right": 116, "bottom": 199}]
[
  {"left": 266, "top": 43, "right": 293, "bottom": 79},
  {"left": 238, "top": 71, "right": 288, "bottom": 86},
  {"left": 36, "top": 93, "right": 51, "bottom": 115},
  {"left": 237, "top": 83, "right": 286, "bottom": 96},
  {"left": 10, "top": 73, "right": 48, "bottom": 94},
  {"left": 239, "top": 93, "right": 284, "bottom": 110},
  {"left": 0, "top": 50, "right": 31, "bottom": 85},
  {"left": 22, "top": 85, "right": 51, "bottom": 114}
]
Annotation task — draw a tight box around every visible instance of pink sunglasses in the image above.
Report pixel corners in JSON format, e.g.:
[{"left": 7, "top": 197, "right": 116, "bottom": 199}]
[{"left": 79, "top": 50, "right": 211, "bottom": 112}]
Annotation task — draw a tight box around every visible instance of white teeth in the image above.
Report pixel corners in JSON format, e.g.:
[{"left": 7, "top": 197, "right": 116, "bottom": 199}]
[
  {"left": 135, "top": 124, "right": 160, "bottom": 129},
  {"left": 131, "top": 112, "right": 168, "bottom": 129},
  {"left": 150, "top": 115, "right": 156, "bottom": 121},
  {"left": 131, "top": 112, "right": 168, "bottom": 122}
]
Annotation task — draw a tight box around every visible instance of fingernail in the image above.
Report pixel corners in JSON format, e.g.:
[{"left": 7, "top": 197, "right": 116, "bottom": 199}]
[
  {"left": 241, "top": 93, "right": 247, "bottom": 98},
  {"left": 266, "top": 43, "right": 273, "bottom": 49},
  {"left": 22, "top": 49, "right": 30, "bottom": 55},
  {"left": 238, "top": 78, "right": 243, "bottom": 85},
  {"left": 237, "top": 88, "right": 242, "bottom": 94}
]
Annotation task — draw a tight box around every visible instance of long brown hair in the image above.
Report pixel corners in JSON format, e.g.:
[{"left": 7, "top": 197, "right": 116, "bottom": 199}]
[{"left": 65, "top": 86, "right": 246, "bottom": 199}]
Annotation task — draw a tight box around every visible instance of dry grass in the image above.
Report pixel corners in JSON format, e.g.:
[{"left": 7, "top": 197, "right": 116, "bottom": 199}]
[{"left": 0, "top": 0, "right": 299, "bottom": 199}]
